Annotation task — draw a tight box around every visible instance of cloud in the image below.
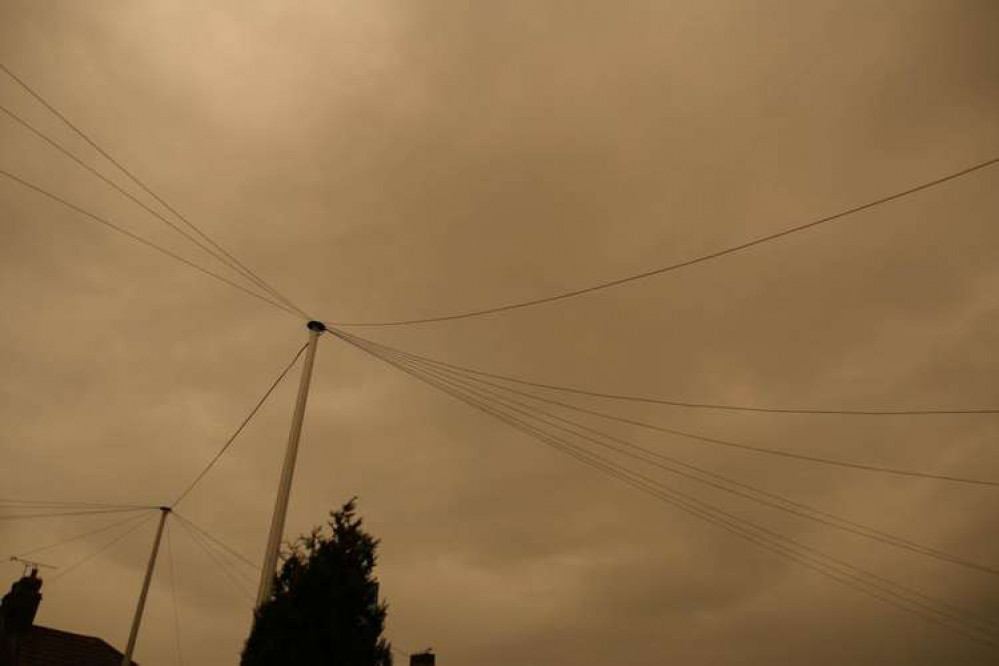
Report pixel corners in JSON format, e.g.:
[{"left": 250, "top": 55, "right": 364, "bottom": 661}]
[{"left": 1, "top": 1, "right": 996, "bottom": 664}]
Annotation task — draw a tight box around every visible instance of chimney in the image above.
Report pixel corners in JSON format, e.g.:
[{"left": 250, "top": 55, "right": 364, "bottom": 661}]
[
  {"left": 0, "top": 570, "right": 43, "bottom": 634},
  {"left": 410, "top": 650, "right": 435, "bottom": 666}
]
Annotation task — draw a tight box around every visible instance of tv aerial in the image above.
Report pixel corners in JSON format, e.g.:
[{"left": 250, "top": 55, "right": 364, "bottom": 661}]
[{"left": 8, "top": 556, "right": 58, "bottom": 576}]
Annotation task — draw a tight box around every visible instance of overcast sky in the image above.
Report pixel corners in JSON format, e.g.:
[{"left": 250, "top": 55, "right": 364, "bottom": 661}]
[{"left": 1, "top": 1, "right": 997, "bottom": 664}]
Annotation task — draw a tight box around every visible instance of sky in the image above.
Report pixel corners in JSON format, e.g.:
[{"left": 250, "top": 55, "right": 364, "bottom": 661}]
[{"left": 0, "top": 1, "right": 997, "bottom": 664}]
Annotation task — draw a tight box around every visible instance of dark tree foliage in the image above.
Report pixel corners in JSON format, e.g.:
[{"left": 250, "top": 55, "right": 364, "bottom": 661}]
[{"left": 242, "top": 498, "right": 392, "bottom": 666}]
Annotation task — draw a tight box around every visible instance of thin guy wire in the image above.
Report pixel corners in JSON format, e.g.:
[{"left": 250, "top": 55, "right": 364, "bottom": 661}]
[
  {"left": 0, "top": 498, "right": 154, "bottom": 510},
  {"left": 171, "top": 342, "right": 309, "bottom": 507},
  {"left": 0, "top": 167, "right": 299, "bottom": 317},
  {"left": 165, "top": 521, "right": 186, "bottom": 666},
  {"left": 376, "top": 345, "right": 999, "bottom": 578},
  {"left": 335, "top": 330, "right": 998, "bottom": 415},
  {"left": 172, "top": 513, "right": 261, "bottom": 572},
  {"left": 345, "top": 339, "right": 997, "bottom": 647},
  {"left": 0, "top": 507, "right": 150, "bottom": 521},
  {"left": 341, "top": 341, "right": 966, "bottom": 623},
  {"left": 0, "top": 61, "right": 308, "bottom": 319},
  {"left": 388, "top": 356, "right": 999, "bottom": 634},
  {"left": 173, "top": 516, "right": 259, "bottom": 586},
  {"left": 477, "top": 396, "right": 999, "bottom": 642},
  {"left": 355, "top": 339, "right": 999, "bottom": 632},
  {"left": 173, "top": 518, "right": 255, "bottom": 601},
  {"left": 177, "top": 518, "right": 257, "bottom": 594},
  {"left": 49, "top": 513, "right": 156, "bottom": 583},
  {"left": 363, "top": 339, "right": 997, "bottom": 569},
  {"left": 358, "top": 343, "right": 998, "bottom": 645},
  {"left": 531, "top": 433, "right": 999, "bottom": 644},
  {"left": 331, "top": 157, "right": 999, "bottom": 327},
  {"left": 15, "top": 510, "right": 156, "bottom": 559},
  {"left": 334, "top": 330, "right": 999, "bottom": 487},
  {"left": 0, "top": 103, "right": 286, "bottom": 310}
]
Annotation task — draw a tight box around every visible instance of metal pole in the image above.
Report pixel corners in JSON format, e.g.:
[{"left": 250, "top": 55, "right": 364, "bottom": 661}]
[
  {"left": 255, "top": 320, "right": 325, "bottom": 609},
  {"left": 121, "top": 507, "right": 169, "bottom": 666}
]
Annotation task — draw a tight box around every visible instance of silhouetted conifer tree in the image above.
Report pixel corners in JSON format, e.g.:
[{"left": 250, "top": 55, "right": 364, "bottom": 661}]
[{"left": 242, "top": 498, "right": 392, "bottom": 666}]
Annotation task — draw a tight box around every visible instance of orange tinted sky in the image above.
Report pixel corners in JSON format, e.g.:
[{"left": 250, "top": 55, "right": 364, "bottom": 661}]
[{"left": 1, "top": 1, "right": 997, "bottom": 664}]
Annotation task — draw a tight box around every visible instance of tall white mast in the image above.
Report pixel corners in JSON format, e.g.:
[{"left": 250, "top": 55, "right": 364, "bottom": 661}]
[
  {"left": 255, "top": 320, "right": 326, "bottom": 609},
  {"left": 121, "top": 507, "right": 170, "bottom": 666}
]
